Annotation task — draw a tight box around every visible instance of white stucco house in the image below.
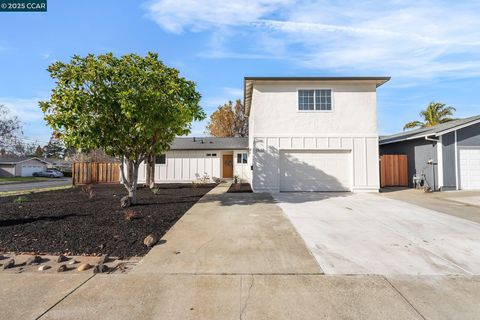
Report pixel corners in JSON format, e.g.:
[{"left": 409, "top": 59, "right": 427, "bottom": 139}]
[{"left": 137, "top": 76, "right": 390, "bottom": 192}]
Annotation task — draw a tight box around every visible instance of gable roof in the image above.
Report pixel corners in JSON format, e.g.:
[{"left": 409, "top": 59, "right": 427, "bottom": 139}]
[
  {"left": 0, "top": 157, "right": 51, "bottom": 165},
  {"left": 244, "top": 76, "right": 391, "bottom": 116},
  {"left": 170, "top": 137, "right": 248, "bottom": 150},
  {"left": 380, "top": 115, "right": 480, "bottom": 145}
]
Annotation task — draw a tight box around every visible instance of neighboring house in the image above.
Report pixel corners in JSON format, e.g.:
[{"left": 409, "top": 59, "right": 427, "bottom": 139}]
[
  {"left": 245, "top": 77, "right": 390, "bottom": 192},
  {"left": 380, "top": 115, "right": 480, "bottom": 191},
  {"left": 136, "top": 137, "right": 250, "bottom": 183},
  {"left": 0, "top": 157, "right": 50, "bottom": 177},
  {"left": 136, "top": 76, "right": 390, "bottom": 192},
  {"left": 46, "top": 158, "right": 72, "bottom": 172}
]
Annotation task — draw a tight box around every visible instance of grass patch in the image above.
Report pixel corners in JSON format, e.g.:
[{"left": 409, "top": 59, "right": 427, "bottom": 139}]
[
  {"left": 0, "top": 177, "right": 52, "bottom": 185},
  {"left": 0, "top": 185, "right": 72, "bottom": 197}
]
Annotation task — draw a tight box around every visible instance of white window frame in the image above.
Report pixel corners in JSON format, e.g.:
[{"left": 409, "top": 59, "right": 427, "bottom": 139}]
[
  {"left": 236, "top": 152, "right": 248, "bottom": 164},
  {"left": 297, "top": 88, "right": 334, "bottom": 113}
]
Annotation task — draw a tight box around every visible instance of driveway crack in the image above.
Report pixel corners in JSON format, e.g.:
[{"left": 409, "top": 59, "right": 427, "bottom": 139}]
[
  {"left": 240, "top": 275, "right": 254, "bottom": 320},
  {"left": 382, "top": 276, "right": 427, "bottom": 320}
]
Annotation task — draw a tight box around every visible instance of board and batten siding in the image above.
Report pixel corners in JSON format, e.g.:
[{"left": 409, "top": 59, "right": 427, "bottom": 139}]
[
  {"left": 252, "top": 135, "right": 379, "bottom": 192},
  {"left": 136, "top": 150, "right": 250, "bottom": 183}
]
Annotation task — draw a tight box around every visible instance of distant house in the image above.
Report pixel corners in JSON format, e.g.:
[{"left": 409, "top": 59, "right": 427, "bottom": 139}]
[
  {"left": 380, "top": 115, "right": 480, "bottom": 191},
  {"left": 0, "top": 157, "right": 50, "bottom": 177}
]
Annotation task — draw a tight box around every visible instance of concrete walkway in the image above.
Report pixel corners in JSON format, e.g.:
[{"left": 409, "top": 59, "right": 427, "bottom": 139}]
[{"left": 2, "top": 184, "right": 480, "bottom": 319}]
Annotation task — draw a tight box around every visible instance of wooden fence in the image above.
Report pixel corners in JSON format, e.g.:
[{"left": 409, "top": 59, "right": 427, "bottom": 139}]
[
  {"left": 72, "top": 162, "right": 120, "bottom": 185},
  {"left": 380, "top": 154, "right": 408, "bottom": 187}
]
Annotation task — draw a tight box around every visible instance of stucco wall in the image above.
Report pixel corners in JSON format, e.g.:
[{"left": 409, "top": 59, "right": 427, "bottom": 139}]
[
  {"left": 250, "top": 81, "right": 378, "bottom": 136},
  {"left": 380, "top": 139, "right": 438, "bottom": 189},
  {"left": 0, "top": 164, "right": 16, "bottom": 177},
  {"left": 249, "top": 80, "right": 380, "bottom": 192}
]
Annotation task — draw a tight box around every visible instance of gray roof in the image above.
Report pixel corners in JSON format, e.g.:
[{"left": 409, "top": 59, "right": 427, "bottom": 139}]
[
  {"left": 170, "top": 137, "right": 248, "bottom": 150},
  {"left": 380, "top": 115, "right": 480, "bottom": 145},
  {"left": 0, "top": 157, "right": 51, "bottom": 164}
]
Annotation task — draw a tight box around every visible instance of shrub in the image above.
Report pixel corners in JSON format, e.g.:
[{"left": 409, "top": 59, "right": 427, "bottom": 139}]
[
  {"left": 80, "top": 184, "right": 95, "bottom": 199},
  {"left": 124, "top": 209, "right": 139, "bottom": 221},
  {"left": 151, "top": 187, "right": 161, "bottom": 195},
  {"left": 14, "top": 196, "right": 28, "bottom": 204}
]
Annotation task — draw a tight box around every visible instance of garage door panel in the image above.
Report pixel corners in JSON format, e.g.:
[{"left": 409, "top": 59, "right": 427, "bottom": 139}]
[
  {"left": 280, "top": 151, "right": 351, "bottom": 192},
  {"left": 21, "top": 165, "right": 44, "bottom": 177},
  {"left": 459, "top": 149, "right": 480, "bottom": 190}
]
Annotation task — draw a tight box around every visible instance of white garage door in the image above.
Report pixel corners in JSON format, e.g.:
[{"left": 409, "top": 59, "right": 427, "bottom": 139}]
[
  {"left": 459, "top": 148, "right": 480, "bottom": 190},
  {"left": 21, "top": 165, "right": 44, "bottom": 177},
  {"left": 280, "top": 151, "right": 351, "bottom": 192}
]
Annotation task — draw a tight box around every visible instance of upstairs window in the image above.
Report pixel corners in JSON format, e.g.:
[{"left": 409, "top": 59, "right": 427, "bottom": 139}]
[
  {"left": 237, "top": 153, "right": 248, "bottom": 164},
  {"left": 298, "top": 89, "right": 332, "bottom": 111}
]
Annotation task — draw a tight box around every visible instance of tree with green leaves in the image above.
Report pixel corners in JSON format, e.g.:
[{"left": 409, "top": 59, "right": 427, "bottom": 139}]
[
  {"left": 40, "top": 52, "right": 204, "bottom": 204},
  {"left": 403, "top": 102, "right": 456, "bottom": 130},
  {"left": 43, "top": 134, "right": 65, "bottom": 158}
]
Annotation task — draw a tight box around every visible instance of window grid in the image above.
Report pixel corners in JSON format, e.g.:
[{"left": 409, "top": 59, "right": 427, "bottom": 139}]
[
  {"left": 237, "top": 153, "right": 248, "bottom": 164},
  {"left": 298, "top": 89, "right": 332, "bottom": 111}
]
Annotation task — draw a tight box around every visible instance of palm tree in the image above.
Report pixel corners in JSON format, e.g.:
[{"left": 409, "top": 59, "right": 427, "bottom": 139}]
[{"left": 403, "top": 102, "right": 456, "bottom": 130}]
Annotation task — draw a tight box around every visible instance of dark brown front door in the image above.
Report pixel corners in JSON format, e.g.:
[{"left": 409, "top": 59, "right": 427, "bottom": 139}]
[{"left": 223, "top": 155, "right": 233, "bottom": 178}]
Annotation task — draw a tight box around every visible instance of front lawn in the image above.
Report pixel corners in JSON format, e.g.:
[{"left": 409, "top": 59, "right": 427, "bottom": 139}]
[
  {"left": 0, "top": 176, "right": 52, "bottom": 185},
  {"left": 0, "top": 183, "right": 216, "bottom": 258}
]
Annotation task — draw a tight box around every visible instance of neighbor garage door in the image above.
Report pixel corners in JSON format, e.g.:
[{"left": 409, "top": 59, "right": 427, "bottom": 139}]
[
  {"left": 459, "top": 148, "right": 480, "bottom": 190},
  {"left": 280, "top": 151, "right": 351, "bottom": 191},
  {"left": 21, "top": 165, "right": 44, "bottom": 177}
]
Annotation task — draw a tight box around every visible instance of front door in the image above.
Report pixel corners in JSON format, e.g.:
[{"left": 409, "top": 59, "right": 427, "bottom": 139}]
[{"left": 223, "top": 155, "right": 233, "bottom": 178}]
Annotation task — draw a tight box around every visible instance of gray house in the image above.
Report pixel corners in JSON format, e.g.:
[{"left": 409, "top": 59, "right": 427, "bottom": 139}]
[
  {"left": 380, "top": 115, "right": 480, "bottom": 191},
  {"left": 0, "top": 157, "right": 50, "bottom": 177}
]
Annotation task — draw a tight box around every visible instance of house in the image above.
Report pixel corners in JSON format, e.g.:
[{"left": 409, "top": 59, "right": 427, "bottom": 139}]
[
  {"left": 136, "top": 76, "right": 390, "bottom": 192},
  {"left": 136, "top": 137, "right": 250, "bottom": 183},
  {"left": 380, "top": 115, "right": 480, "bottom": 191},
  {"left": 0, "top": 157, "right": 50, "bottom": 177},
  {"left": 245, "top": 76, "right": 390, "bottom": 192}
]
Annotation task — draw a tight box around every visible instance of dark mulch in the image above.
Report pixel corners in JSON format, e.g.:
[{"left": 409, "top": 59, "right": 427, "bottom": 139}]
[
  {"left": 227, "top": 183, "right": 253, "bottom": 193},
  {"left": 0, "top": 183, "right": 216, "bottom": 258}
]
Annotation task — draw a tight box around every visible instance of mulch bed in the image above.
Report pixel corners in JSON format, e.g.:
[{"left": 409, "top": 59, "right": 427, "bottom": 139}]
[
  {"left": 0, "top": 183, "right": 216, "bottom": 258},
  {"left": 227, "top": 183, "right": 253, "bottom": 193}
]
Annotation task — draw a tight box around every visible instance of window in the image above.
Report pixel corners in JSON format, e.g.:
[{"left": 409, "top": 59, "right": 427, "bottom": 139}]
[
  {"left": 155, "top": 154, "right": 166, "bottom": 164},
  {"left": 206, "top": 153, "right": 217, "bottom": 157},
  {"left": 237, "top": 153, "right": 248, "bottom": 164},
  {"left": 298, "top": 89, "right": 332, "bottom": 111}
]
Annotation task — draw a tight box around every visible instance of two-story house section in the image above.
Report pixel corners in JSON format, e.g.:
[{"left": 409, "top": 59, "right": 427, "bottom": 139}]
[{"left": 244, "top": 77, "right": 390, "bottom": 192}]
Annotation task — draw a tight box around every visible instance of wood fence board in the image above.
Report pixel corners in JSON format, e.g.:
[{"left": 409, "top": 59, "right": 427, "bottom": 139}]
[
  {"left": 380, "top": 155, "right": 408, "bottom": 187},
  {"left": 72, "top": 162, "right": 119, "bottom": 185}
]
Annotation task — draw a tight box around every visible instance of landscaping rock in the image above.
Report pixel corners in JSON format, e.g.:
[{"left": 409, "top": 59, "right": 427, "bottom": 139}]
[
  {"left": 93, "top": 264, "right": 109, "bottom": 274},
  {"left": 77, "top": 263, "right": 92, "bottom": 272},
  {"left": 3, "top": 259, "right": 15, "bottom": 269},
  {"left": 120, "top": 196, "right": 131, "bottom": 208},
  {"left": 26, "top": 255, "right": 42, "bottom": 265},
  {"left": 57, "top": 254, "right": 68, "bottom": 263},
  {"left": 38, "top": 265, "right": 51, "bottom": 271},
  {"left": 98, "top": 254, "right": 109, "bottom": 264},
  {"left": 68, "top": 260, "right": 78, "bottom": 265},
  {"left": 57, "top": 264, "right": 68, "bottom": 272},
  {"left": 143, "top": 234, "right": 158, "bottom": 247}
]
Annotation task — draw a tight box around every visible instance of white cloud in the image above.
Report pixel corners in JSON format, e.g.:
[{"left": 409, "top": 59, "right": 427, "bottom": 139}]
[
  {"left": 144, "top": 0, "right": 292, "bottom": 33},
  {"left": 145, "top": 0, "right": 480, "bottom": 79},
  {"left": 0, "top": 97, "right": 44, "bottom": 123}
]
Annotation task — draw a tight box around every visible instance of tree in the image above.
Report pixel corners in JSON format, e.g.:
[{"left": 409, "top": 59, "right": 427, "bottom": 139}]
[
  {"left": 206, "top": 99, "right": 248, "bottom": 137},
  {"left": 403, "top": 102, "right": 456, "bottom": 130},
  {"left": 0, "top": 105, "right": 22, "bottom": 152},
  {"left": 40, "top": 52, "right": 204, "bottom": 204},
  {"left": 34, "top": 145, "right": 44, "bottom": 157},
  {"left": 43, "top": 134, "right": 65, "bottom": 158}
]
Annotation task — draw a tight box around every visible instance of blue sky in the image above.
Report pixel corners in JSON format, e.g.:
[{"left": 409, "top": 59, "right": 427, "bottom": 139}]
[{"left": 1, "top": 0, "right": 479, "bottom": 145}]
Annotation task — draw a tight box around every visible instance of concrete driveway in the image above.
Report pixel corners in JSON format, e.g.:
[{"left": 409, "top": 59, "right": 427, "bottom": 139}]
[
  {"left": 0, "top": 178, "right": 71, "bottom": 192},
  {"left": 274, "top": 192, "right": 480, "bottom": 275}
]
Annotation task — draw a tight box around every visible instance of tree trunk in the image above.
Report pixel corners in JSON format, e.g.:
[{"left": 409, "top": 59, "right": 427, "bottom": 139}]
[
  {"left": 149, "top": 154, "right": 156, "bottom": 188},
  {"left": 145, "top": 155, "right": 151, "bottom": 188},
  {"left": 120, "top": 156, "right": 140, "bottom": 205}
]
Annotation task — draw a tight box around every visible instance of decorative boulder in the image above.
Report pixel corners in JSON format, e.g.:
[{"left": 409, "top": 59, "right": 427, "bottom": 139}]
[
  {"left": 77, "top": 263, "right": 92, "bottom": 272},
  {"left": 57, "top": 254, "right": 68, "bottom": 263},
  {"left": 93, "top": 264, "right": 109, "bottom": 274},
  {"left": 120, "top": 196, "right": 131, "bottom": 208},
  {"left": 143, "top": 234, "right": 158, "bottom": 247},
  {"left": 3, "top": 259, "right": 15, "bottom": 270},
  {"left": 26, "top": 255, "right": 42, "bottom": 265}
]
